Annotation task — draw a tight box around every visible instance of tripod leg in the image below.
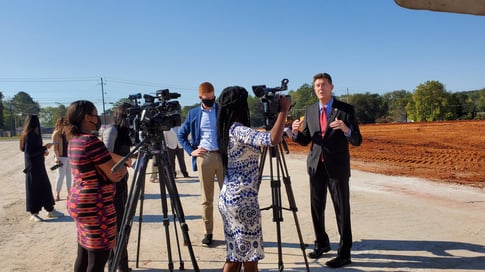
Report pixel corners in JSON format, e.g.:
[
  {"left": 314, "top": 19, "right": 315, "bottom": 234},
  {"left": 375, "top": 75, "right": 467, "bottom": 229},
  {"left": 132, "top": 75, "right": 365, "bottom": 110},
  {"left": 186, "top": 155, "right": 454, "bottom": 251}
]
[
  {"left": 276, "top": 143, "right": 310, "bottom": 272},
  {"left": 257, "top": 146, "right": 268, "bottom": 191},
  {"left": 161, "top": 155, "right": 200, "bottom": 271},
  {"left": 135, "top": 172, "right": 146, "bottom": 268},
  {"left": 267, "top": 177, "right": 284, "bottom": 272},
  {"left": 156, "top": 153, "right": 175, "bottom": 271},
  {"left": 110, "top": 150, "right": 150, "bottom": 272},
  {"left": 155, "top": 140, "right": 199, "bottom": 271},
  {"left": 259, "top": 143, "right": 310, "bottom": 271},
  {"left": 271, "top": 154, "right": 284, "bottom": 272},
  {"left": 111, "top": 136, "right": 200, "bottom": 271},
  {"left": 260, "top": 146, "right": 285, "bottom": 271},
  {"left": 163, "top": 150, "right": 184, "bottom": 269},
  {"left": 170, "top": 197, "right": 185, "bottom": 270},
  {"left": 282, "top": 176, "right": 310, "bottom": 271}
]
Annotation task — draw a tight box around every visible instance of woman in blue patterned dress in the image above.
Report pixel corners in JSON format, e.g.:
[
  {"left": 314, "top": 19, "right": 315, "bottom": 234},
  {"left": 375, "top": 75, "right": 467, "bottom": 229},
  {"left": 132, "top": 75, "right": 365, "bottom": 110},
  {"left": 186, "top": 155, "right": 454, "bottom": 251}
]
[{"left": 217, "top": 86, "right": 291, "bottom": 272}]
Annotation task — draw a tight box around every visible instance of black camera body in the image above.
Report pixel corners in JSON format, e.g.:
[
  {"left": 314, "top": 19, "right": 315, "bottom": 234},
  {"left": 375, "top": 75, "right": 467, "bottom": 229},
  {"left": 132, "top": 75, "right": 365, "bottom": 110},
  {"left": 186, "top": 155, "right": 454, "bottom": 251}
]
[
  {"left": 125, "top": 89, "right": 182, "bottom": 144},
  {"left": 252, "top": 78, "right": 291, "bottom": 117}
]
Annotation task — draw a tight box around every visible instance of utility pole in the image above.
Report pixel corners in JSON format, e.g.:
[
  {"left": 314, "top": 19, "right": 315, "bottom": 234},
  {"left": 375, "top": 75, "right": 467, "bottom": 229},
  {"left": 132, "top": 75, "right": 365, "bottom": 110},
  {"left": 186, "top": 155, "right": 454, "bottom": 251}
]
[
  {"left": 100, "top": 77, "right": 106, "bottom": 124},
  {"left": 9, "top": 100, "right": 15, "bottom": 136}
]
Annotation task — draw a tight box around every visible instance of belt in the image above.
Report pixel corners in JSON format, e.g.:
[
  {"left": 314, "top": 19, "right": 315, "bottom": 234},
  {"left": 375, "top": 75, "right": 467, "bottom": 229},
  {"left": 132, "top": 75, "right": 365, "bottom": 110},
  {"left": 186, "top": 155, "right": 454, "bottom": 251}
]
[{"left": 207, "top": 150, "right": 219, "bottom": 153}]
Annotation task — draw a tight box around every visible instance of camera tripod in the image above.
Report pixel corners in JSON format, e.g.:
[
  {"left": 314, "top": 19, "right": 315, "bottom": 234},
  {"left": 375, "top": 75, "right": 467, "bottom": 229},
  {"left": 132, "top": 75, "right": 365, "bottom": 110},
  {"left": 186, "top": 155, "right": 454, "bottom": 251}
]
[
  {"left": 109, "top": 134, "right": 199, "bottom": 272},
  {"left": 258, "top": 136, "right": 310, "bottom": 272}
]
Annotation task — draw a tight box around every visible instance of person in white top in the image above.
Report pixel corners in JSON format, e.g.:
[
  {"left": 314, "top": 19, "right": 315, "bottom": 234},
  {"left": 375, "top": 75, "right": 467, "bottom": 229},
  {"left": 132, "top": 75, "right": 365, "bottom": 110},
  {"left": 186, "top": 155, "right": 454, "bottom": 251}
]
[
  {"left": 164, "top": 128, "right": 179, "bottom": 179},
  {"left": 149, "top": 127, "right": 189, "bottom": 182},
  {"left": 51, "top": 117, "right": 72, "bottom": 201}
]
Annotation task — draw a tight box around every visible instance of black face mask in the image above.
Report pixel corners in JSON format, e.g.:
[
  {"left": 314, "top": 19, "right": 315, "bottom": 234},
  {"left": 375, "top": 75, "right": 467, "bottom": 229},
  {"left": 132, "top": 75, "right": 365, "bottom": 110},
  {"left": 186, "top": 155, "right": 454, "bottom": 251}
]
[
  {"left": 202, "top": 97, "right": 216, "bottom": 108},
  {"left": 89, "top": 115, "right": 102, "bottom": 133},
  {"left": 95, "top": 115, "right": 102, "bottom": 131}
]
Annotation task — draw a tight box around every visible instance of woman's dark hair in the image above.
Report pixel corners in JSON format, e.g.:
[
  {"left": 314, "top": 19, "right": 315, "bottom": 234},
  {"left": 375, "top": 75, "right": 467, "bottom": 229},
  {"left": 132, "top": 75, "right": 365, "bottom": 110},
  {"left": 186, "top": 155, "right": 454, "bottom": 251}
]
[
  {"left": 19, "top": 115, "right": 41, "bottom": 151},
  {"left": 217, "top": 86, "right": 250, "bottom": 171},
  {"left": 65, "top": 100, "right": 96, "bottom": 138}
]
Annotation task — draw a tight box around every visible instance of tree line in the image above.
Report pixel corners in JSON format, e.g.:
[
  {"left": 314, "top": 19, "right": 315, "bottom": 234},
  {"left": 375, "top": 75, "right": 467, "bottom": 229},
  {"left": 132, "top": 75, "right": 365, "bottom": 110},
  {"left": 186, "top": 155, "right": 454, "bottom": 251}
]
[
  {"left": 1, "top": 80, "right": 484, "bottom": 136},
  {"left": 284, "top": 80, "right": 485, "bottom": 124}
]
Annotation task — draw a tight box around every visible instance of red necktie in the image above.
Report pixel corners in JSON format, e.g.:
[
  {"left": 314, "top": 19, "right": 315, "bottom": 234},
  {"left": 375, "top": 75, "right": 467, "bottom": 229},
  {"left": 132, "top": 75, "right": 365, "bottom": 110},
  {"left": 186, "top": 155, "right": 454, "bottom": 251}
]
[
  {"left": 320, "top": 107, "right": 327, "bottom": 138},
  {"left": 320, "top": 107, "right": 327, "bottom": 161}
]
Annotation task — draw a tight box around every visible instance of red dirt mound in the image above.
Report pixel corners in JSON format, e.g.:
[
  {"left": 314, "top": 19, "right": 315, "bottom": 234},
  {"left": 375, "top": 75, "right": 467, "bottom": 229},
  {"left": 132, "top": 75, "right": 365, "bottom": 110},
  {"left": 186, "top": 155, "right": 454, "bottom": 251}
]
[{"left": 287, "top": 120, "right": 485, "bottom": 188}]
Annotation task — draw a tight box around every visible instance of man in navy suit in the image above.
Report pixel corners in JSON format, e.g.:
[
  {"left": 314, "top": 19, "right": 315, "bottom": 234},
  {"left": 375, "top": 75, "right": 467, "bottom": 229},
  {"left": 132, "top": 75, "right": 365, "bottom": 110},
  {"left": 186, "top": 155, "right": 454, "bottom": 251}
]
[
  {"left": 178, "top": 82, "right": 224, "bottom": 246},
  {"left": 292, "top": 72, "right": 362, "bottom": 268}
]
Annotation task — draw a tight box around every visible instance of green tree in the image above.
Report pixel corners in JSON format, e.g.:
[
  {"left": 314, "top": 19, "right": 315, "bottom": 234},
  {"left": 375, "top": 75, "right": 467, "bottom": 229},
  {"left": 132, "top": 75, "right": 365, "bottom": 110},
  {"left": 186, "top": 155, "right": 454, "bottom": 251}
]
[
  {"left": 40, "top": 105, "right": 67, "bottom": 127},
  {"left": 407, "top": 81, "right": 450, "bottom": 121},
  {"left": 477, "top": 88, "right": 485, "bottom": 112},
  {"left": 383, "top": 90, "right": 412, "bottom": 122},
  {"left": 288, "top": 83, "right": 317, "bottom": 119},
  {"left": 463, "top": 88, "right": 485, "bottom": 119},
  {"left": 448, "top": 92, "right": 475, "bottom": 120},
  {"left": 0, "top": 92, "right": 4, "bottom": 129},
  {"left": 181, "top": 103, "right": 199, "bottom": 121},
  {"left": 348, "top": 92, "right": 387, "bottom": 123},
  {"left": 248, "top": 95, "right": 265, "bottom": 128},
  {"left": 2, "top": 100, "right": 15, "bottom": 133},
  {"left": 11, "top": 91, "right": 40, "bottom": 128},
  {"left": 112, "top": 98, "right": 133, "bottom": 108}
]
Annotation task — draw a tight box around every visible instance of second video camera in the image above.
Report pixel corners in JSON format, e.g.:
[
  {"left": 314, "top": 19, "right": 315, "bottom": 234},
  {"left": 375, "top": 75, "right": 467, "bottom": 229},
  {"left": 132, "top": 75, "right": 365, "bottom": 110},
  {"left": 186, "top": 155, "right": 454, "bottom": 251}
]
[
  {"left": 125, "top": 89, "right": 182, "bottom": 143},
  {"left": 252, "top": 78, "right": 291, "bottom": 116}
]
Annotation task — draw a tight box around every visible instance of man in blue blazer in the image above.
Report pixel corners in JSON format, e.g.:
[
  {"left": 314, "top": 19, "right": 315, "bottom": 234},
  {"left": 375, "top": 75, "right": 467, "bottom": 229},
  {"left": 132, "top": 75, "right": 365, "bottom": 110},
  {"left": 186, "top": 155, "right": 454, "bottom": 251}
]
[
  {"left": 292, "top": 72, "right": 362, "bottom": 268},
  {"left": 178, "top": 82, "right": 224, "bottom": 246}
]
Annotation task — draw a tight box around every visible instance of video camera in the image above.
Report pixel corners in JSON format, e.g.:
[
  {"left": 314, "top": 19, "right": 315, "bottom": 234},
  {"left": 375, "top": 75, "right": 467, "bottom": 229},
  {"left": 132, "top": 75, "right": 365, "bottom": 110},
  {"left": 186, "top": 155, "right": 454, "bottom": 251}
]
[
  {"left": 252, "top": 78, "right": 291, "bottom": 117},
  {"left": 125, "top": 89, "right": 182, "bottom": 144}
]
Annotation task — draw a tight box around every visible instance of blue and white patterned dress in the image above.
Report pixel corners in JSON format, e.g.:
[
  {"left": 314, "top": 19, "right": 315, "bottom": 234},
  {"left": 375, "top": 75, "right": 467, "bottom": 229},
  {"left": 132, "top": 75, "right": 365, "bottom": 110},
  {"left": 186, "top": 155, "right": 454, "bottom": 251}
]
[{"left": 218, "top": 122, "right": 272, "bottom": 262}]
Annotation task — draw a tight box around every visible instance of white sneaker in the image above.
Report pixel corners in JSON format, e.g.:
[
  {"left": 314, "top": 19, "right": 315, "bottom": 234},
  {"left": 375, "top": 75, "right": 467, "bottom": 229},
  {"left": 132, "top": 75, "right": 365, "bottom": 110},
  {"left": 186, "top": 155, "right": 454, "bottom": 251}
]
[
  {"left": 47, "top": 209, "right": 65, "bottom": 218},
  {"left": 30, "top": 214, "right": 43, "bottom": 222}
]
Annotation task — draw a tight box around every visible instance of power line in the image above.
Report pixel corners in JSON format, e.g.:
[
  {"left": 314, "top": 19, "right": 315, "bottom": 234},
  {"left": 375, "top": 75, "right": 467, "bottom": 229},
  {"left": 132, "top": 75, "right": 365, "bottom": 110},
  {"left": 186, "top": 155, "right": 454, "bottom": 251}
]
[
  {"left": 103, "top": 77, "right": 198, "bottom": 93},
  {"left": 0, "top": 77, "right": 99, "bottom": 83},
  {"left": 0, "top": 76, "right": 202, "bottom": 108}
]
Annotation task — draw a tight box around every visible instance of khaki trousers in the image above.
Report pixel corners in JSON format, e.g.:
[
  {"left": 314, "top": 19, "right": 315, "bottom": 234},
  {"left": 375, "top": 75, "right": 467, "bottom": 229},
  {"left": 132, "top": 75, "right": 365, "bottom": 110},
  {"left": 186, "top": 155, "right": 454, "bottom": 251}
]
[{"left": 196, "top": 152, "right": 224, "bottom": 235}]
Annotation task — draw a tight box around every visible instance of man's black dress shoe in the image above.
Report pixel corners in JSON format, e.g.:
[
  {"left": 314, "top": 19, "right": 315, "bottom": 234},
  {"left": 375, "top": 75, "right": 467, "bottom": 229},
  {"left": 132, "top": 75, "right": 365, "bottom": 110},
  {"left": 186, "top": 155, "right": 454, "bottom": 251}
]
[
  {"left": 307, "top": 245, "right": 331, "bottom": 259},
  {"left": 201, "top": 234, "right": 213, "bottom": 246},
  {"left": 325, "top": 256, "right": 351, "bottom": 268}
]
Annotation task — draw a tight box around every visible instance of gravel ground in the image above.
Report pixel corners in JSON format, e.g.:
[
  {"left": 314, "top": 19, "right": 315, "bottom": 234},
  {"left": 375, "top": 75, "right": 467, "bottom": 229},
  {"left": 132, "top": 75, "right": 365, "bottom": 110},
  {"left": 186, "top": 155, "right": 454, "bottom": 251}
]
[{"left": 1, "top": 139, "right": 484, "bottom": 271}]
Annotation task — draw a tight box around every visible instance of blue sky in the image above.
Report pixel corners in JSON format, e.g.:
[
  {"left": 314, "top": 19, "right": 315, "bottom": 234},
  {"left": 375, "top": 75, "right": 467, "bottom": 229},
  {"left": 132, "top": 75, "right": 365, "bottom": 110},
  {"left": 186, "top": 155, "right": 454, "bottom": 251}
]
[{"left": 1, "top": 0, "right": 484, "bottom": 113}]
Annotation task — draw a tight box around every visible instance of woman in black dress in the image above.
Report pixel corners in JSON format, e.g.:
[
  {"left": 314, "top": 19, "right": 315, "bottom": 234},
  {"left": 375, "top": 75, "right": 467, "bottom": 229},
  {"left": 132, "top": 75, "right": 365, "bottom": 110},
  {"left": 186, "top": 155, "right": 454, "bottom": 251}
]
[{"left": 20, "top": 115, "right": 64, "bottom": 222}]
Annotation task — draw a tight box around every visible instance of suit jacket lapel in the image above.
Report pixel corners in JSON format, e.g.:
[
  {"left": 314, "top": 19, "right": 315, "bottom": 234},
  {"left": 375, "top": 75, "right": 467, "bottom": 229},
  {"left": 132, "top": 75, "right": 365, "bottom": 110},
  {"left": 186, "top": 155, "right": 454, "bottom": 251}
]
[
  {"left": 322, "top": 101, "right": 339, "bottom": 138},
  {"left": 328, "top": 105, "right": 339, "bottom": 123},
  {"left": 310, "top": 103, "right": 320, "bottom": 132}
]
